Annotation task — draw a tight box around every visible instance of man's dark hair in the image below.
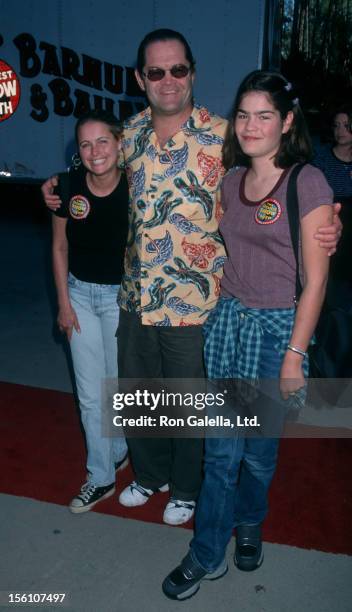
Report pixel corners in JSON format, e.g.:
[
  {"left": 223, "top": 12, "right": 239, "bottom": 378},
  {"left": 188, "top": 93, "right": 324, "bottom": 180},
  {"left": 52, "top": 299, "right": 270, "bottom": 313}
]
[
  {"left": 75, "top": 109, "right": 122, "bottom": 144},
  {"left": 136, "top": 29, "right": 195, "bottom": 75},
  {"left": 222, "top": 70, "right": 313, "bottom": 171}
]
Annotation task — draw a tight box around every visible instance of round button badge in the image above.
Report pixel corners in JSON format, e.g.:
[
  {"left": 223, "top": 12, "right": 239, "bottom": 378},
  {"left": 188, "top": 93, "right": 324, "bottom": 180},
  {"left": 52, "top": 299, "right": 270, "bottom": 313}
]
[
  {"left": 255, "top": 198, "right": 282, "bottom": 225},
  {"left": 69, "top": 195, "right": 91, "bottom": 219}
]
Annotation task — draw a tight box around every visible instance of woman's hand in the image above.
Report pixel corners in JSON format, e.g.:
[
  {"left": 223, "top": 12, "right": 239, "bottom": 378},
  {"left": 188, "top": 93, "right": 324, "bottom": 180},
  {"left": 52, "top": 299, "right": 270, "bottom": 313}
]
[
  {"left": 280, "top": 351, "right": 305, "bottom": 400},
  {"left": 57, "top": 304, "right": 81, "bottom": 341}
]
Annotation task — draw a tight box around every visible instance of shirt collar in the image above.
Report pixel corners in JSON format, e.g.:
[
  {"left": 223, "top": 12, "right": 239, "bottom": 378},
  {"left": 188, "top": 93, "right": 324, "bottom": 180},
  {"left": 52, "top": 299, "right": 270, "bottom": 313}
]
[{"left": 140, "top": 103, "right": 213, "bottom": 132}]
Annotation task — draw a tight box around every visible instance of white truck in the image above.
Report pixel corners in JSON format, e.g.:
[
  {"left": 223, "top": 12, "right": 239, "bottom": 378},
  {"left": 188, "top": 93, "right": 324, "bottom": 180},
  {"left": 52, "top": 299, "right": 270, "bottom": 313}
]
[{"left": 0, "top": 0, "right": 276, "bottom": 180}]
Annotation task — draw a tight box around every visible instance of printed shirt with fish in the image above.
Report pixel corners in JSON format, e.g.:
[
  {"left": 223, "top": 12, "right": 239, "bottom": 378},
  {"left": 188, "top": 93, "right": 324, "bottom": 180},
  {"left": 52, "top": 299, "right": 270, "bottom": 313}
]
[{"left": 119, "top": 104, "right": 228, "bottom": 326}]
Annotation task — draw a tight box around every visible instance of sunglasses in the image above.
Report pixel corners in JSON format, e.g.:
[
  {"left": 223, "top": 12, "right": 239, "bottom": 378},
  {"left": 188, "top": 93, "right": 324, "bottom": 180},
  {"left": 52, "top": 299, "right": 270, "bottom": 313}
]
[{"left": 142, "top": 64, "right": 191, "bottom": 82}]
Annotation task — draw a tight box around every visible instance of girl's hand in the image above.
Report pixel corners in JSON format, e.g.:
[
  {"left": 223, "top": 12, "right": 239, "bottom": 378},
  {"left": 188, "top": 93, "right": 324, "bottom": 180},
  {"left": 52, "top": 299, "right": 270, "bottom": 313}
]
[
  {"left": 280, "top": 351, "right": 305, "bottom": 400},
  {"left": 57, "top": 305, "right": 81, "bottom": 341}
]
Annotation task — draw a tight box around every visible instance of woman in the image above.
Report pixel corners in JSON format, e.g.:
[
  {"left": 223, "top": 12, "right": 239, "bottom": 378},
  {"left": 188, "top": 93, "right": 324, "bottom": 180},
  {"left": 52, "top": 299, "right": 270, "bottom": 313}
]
[
  {"left": 314, "top": 107, "right": 352, "bottom": 282},
  {"left": 162, "top": 71, "right": 333, "bottom": 600},
  {"left": 52, "top": 110, "right": 129, "bottom": 513},
  {"left": 313, "top": 106, "right": 352, "bottom": 202}
]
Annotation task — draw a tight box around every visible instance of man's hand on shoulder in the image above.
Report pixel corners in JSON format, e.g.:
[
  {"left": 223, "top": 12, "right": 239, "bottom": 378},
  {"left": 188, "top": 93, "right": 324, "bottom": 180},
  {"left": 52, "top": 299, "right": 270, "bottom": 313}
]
[
  {"left": 314, "top": 202, "right": 342, "bottom": 256},
  {"left": 42, "top": 175, "right": 61, "bottom": 211}
]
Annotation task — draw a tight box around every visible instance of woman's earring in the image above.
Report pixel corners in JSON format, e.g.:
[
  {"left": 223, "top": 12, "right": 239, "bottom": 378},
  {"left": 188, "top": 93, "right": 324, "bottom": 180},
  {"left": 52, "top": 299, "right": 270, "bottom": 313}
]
[{"left": 71, "top": 153, "right": 82, "bottom": 171}]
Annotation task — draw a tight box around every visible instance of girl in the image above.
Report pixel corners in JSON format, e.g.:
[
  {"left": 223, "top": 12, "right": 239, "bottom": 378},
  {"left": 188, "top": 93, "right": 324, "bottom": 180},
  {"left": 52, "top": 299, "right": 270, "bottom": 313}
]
[
  {"left": 162, "top": 70, "right": 333, "bottom": 600},
  {"left": 52, "top": 110, "right": 129, "bottom": 513}
]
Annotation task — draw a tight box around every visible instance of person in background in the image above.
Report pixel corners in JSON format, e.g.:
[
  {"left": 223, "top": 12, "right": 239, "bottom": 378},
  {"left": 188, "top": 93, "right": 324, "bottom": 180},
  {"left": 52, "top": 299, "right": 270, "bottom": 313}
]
[
  {"left": 313, "top": 106, "right": 352, "bottom": 283},
  {"left": 162, "top": 70, "right": 333, "bottom": 601},
  {"left": 52, "top": 110, "right": 129, "bottom": 513},
  {"left": 313, "top": 106, "right": 352, "bottom": 202}
]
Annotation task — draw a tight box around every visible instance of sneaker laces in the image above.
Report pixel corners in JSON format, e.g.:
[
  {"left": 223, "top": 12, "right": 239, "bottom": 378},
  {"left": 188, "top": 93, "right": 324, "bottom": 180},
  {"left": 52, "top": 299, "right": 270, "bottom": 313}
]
[
  {"left": 129, "top": 481, "right": 153, "bottom": 497},
  {"left": 80, "top": 481, "right": 91, "bottom": 493},
  {"left": 169, "top": 499, "right": 195, "bottom": 510},
  {"left": 79, "top": 483, "right": 97, "bottom": 502}
]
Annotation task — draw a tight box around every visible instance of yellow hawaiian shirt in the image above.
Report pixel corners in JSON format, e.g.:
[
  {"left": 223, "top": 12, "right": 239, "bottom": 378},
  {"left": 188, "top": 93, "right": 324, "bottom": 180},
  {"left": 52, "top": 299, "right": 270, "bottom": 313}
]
[{"left": 119, "top": 104, "right": 228, "bottom": 326}]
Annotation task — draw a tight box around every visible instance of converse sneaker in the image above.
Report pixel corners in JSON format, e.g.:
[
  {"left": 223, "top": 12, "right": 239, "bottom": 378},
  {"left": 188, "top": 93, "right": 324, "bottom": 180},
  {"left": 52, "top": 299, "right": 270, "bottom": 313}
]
[
  {"left": 162, "top": 552, "right": 228, "bottom": 600},
  {"left": 163, "top": 499, "right": 196, "bottom": 525},
  {"left": 114, "top": 453, "right": 129, "bottom": 472},
  {"left": 118, "top": 481, "right": 169, "bottom": 507},
  {"left": 69, "top": 482, "right": 115, "bottom": 514}
]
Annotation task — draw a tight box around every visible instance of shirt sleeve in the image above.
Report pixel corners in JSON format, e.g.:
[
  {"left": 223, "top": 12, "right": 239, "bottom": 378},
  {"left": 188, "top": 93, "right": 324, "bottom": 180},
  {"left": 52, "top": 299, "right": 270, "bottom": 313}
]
[{"left": 297, "top": 164, "right": 333, "bottom": 219}]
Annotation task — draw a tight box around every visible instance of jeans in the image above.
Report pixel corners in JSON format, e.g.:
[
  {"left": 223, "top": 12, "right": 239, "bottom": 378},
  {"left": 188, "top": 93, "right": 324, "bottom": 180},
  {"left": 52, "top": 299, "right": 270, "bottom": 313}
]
[
  {"left": 68, "top": 273, "right": 127, "bottom": 486},
  {"left": 190, "top": 330, "right": 282, "bottom": 572}
]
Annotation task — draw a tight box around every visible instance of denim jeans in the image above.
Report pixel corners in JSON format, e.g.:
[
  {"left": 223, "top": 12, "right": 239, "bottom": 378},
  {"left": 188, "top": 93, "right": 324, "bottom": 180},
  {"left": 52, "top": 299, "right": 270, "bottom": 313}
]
[
  {"left": 68, "top": 273, "right": 127, "bottom": 486},
  {"left": 190, "top": 330, "right": 282, "bottom": 572}
]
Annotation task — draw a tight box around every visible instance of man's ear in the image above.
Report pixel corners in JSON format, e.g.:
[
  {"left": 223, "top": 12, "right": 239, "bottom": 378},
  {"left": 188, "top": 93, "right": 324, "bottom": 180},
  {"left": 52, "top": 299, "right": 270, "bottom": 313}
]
[{"left": 135, "top": 69, "right": 145, "bottom": 92}]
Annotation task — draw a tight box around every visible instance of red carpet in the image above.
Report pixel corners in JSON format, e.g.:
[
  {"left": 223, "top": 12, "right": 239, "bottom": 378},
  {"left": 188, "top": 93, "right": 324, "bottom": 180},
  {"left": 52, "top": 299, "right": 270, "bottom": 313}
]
[{"left": 1, "top": 381, "right": 351, "bottom": 555}]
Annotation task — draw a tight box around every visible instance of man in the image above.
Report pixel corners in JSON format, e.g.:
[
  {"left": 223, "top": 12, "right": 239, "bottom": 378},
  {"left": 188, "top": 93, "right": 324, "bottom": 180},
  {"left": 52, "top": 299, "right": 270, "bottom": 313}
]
[
  {"left": 42, "top": 29, "right": 341, "bottom": 526},
  {"left": 116, "top": 29, "right": 227, "bottom": 525}
]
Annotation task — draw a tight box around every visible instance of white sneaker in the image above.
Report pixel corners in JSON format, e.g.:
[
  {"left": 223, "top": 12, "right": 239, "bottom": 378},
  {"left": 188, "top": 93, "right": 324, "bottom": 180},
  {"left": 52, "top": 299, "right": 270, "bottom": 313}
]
[
  {"left": 119, "top": 481, "right": 169, "bottom": 507},
  {"left": 163, "top": 499, "right": 196, "bottom": 525}
]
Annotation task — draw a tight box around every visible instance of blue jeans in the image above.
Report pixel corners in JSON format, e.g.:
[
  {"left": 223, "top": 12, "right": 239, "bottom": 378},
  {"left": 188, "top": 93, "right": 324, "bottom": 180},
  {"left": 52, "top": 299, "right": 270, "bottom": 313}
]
[
  {"left": 68, "top": 273, "right": 127, "bottom": 486},
  {"left": 190, "top": 330, "right": 281, "bottom": 572}
]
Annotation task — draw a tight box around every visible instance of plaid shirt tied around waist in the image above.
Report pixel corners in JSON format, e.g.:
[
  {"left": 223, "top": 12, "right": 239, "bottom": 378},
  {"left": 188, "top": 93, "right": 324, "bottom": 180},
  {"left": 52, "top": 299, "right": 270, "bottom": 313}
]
[{"left": 203, "top": 296, "right": 309, "bottom": 381}]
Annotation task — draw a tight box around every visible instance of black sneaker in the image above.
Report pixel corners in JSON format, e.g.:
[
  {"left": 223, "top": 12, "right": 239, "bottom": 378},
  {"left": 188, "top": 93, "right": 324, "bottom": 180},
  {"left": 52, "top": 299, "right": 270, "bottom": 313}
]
[
  {"left": 162, "top": 552, "right": 228, "bottom": 601},
  {"left": 234, "top": 523, "right": 263, "bottom": 571},
  {"left": 69, "top": 482, "right": 115, "bottom": 514}
]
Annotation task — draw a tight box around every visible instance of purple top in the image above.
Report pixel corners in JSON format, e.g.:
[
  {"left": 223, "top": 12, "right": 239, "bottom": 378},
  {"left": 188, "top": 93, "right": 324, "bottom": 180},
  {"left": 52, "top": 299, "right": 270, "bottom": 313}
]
[{"left": 219, "top": 164, "right": 333, "bottom": 308}]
